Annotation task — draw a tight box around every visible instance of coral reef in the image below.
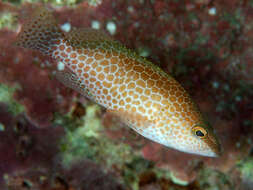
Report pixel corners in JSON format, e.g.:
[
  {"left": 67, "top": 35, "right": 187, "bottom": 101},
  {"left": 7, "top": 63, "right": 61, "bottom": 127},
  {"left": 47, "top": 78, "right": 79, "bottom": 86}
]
[{"left": 0, "top": 0, "right": 253, "bottom": 189}]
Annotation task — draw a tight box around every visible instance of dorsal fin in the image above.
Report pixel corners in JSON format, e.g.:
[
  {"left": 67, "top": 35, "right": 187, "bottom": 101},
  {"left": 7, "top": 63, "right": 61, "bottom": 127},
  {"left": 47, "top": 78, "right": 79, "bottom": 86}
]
[
  {"left": 66, "top": 28, "right": 171, "bottom": 79},
  {"left": 66, "top": 28, "right": 114, "bottom": 48}
]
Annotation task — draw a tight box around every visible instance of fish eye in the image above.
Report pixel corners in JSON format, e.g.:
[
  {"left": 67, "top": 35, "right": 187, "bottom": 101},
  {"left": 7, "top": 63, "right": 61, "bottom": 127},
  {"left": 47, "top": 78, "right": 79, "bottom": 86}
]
[
  {"left": 196, "top": 130, "right": 204, "bottom": 137},
  {"left": 192, "top": 126, "right": 207, "bottom": 138}
]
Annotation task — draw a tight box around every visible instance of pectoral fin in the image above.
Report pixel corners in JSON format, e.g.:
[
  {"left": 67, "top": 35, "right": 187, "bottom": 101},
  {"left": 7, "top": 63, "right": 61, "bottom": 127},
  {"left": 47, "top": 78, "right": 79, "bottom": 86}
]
[
  {"left": 55, "top": 69, "right": 94, "bottom": 100},
  {"left": 107, "top": 109, "right": 154, "bottom": 131}
]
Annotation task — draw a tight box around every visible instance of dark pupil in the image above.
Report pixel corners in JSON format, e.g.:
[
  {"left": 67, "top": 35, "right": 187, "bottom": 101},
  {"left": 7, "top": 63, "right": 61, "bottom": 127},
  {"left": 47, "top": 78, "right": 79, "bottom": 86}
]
[{"left": 196, "top": 130, "right": 204, "bottom": 137}]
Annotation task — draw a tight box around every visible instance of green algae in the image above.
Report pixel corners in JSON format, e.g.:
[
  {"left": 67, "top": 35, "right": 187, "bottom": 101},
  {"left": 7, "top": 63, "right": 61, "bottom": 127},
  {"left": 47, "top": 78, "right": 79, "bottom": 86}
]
[
  {"left": 58, "top": 104, "right": 134, "bottom": 169},
  {"left": 57, "top": 105, "right": 101, "bottom": 166},
  {"left": 197, "top": 168, "right": 233, "bottom": 190},
  {"left": 2, "top": 0, "right": 102, "bottom": 6},
  {"left": 0, "top": 12, "right": 18, "bottom": 31},
  {"left": 194, "top": 32, "right": 210, "bottom": 46},
  {"left": 0, "top": 83, "right": 25, "bottom": 115},
  {"left": 169, "top": 172, "right": 189, "bottom": 186},
  {"left": 154, "top": 167, "right": 189, "bottom": 186},
  {"left": 123, "top": 157, "right": 154, "bottom": 190},
  {"left": 237, "top": 158, "right": 253, "bottom": 183},
  {"left": 3, "top": 0, "right": 79, "bottom": 6},
  {"left": 222, "top": 9, "right": 244, "bottom": 30}
]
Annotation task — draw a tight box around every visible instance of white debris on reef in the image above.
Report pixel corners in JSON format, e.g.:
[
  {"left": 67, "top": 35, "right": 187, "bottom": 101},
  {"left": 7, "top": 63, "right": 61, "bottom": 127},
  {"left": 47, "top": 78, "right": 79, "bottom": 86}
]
[
  {"left": 212, "top": 81, "right": 219, "bottom": 89},
  {"left": 57, "top": 62, "right": 65, "bottom": 71},
  {"left": 88, "top": 0, "right": 102, "bottom": 6},
  {"left": 235, "top": 96, "right": 242, "bottom": 102},
  {"left": 91, "top": 20, "right": 100, "bottom": 30},
  {"left": 61, "top": 22, "right": 71, "bottom": 32},
  {"left": 208, "top": 7, "right": 216, "bottom": 15},
  {"left": 138, "top": 47, "right": 150, "bottom": 57},
  {"left": 0, "top": 12, "right": 17, "bottom": 31},
  {"left": 106, "top": 21, "right": 117, "bottom": 35},
  {"left": 134, "top": 22, "right": 140, "bottom": 28},
  {"left": 14, "top": 57, "right": 19, "bottom": 64},
  {"left": 0, "top": 123, "right": 5, "bottom": 131},
  {"left": 127, "top": 6, "right": 134, "bottom": 13}
]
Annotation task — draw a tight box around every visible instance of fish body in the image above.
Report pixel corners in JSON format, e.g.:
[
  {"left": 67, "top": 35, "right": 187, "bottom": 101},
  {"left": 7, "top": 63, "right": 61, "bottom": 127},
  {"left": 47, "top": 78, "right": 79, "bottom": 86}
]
[{"left": 15, "top": 7, "right": 221, "bottom": 157}]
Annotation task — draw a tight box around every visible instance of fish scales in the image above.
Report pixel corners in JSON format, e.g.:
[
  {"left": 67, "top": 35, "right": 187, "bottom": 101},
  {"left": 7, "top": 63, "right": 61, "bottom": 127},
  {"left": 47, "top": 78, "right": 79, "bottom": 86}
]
[
  {"left": 15, "top": 7, "right": 221, "bottom": 157},
  {"left": 53, "top": 39, "right": 194, "bottom": 135}
]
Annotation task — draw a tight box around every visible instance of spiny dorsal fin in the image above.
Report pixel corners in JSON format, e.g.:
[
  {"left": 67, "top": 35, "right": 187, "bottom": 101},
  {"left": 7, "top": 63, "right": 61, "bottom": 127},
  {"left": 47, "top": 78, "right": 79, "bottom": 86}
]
[
  {"left": 66, "top": 28, "right": 114, "bottom": 48},
  {"left": 66, "top": 27, "right": 170, "bottom": 79}
]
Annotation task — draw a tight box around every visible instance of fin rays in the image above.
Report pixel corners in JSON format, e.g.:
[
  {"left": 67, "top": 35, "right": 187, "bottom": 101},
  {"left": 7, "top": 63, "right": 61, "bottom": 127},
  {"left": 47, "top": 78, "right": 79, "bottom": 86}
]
[{"left": 15, "top": 6, "right": 63, "bottom": 55}]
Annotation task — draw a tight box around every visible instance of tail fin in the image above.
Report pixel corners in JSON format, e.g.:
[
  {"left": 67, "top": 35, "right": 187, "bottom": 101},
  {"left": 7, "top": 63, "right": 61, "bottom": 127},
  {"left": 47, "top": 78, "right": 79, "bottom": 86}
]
[{"left": 15, "top": 6, "right": 64, "bottom": 55}]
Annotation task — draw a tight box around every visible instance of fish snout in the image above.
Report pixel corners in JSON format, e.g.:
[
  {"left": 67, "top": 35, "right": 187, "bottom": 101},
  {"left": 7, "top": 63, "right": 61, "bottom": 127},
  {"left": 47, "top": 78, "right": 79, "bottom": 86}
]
[{"left": 207, "top": 134, "right": 222, "bottom": 157}]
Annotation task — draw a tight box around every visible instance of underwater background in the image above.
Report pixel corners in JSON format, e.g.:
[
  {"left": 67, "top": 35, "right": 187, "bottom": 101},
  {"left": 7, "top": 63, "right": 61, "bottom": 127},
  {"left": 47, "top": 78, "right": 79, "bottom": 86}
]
[{"left": 0, "top": 0, "right": 253, "bottom": 189}]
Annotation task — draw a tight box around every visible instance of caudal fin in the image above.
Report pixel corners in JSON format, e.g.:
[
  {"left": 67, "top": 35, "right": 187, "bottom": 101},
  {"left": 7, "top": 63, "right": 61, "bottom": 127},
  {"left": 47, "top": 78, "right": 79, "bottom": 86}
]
[{"left": 15, "top": 6, "right": 64, "bottom": 55}]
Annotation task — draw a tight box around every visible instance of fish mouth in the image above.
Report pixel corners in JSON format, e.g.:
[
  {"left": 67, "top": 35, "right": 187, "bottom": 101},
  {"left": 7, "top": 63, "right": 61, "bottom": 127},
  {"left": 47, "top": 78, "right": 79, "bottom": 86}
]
[
  {"left": 207, "top": 135, "right": 222, "bottom": 157},
  {"left": 206, "top": 151, "right": 219, "bottom": 157},
  {"left": 210, "top": 149, "right": 221, "bottom": 157},
  {"left": 212, "top": 144, "right": 222, "bottom": 157},
  {"left": 200, "top": 132, "right": 222, "bottom": 157},
  {"left": 202, "top": 144, "right": 221, "bottom": 157}
]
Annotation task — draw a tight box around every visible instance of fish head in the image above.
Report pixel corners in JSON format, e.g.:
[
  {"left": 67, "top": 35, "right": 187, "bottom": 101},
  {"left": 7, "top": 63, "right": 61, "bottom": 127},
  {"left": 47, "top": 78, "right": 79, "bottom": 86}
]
[
  {"left": 168, "top": 114, "right": 221, "bottom": 157},
  {"left": 189, "top": 122, "right": 221, "bottom": 157}
]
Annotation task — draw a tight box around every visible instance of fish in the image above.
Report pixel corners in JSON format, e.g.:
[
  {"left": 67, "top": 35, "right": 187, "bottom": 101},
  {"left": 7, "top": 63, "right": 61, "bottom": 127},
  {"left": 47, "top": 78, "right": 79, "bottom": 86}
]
[{"left": 15, "top": 6, "right": 221, "bottom": 157}]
